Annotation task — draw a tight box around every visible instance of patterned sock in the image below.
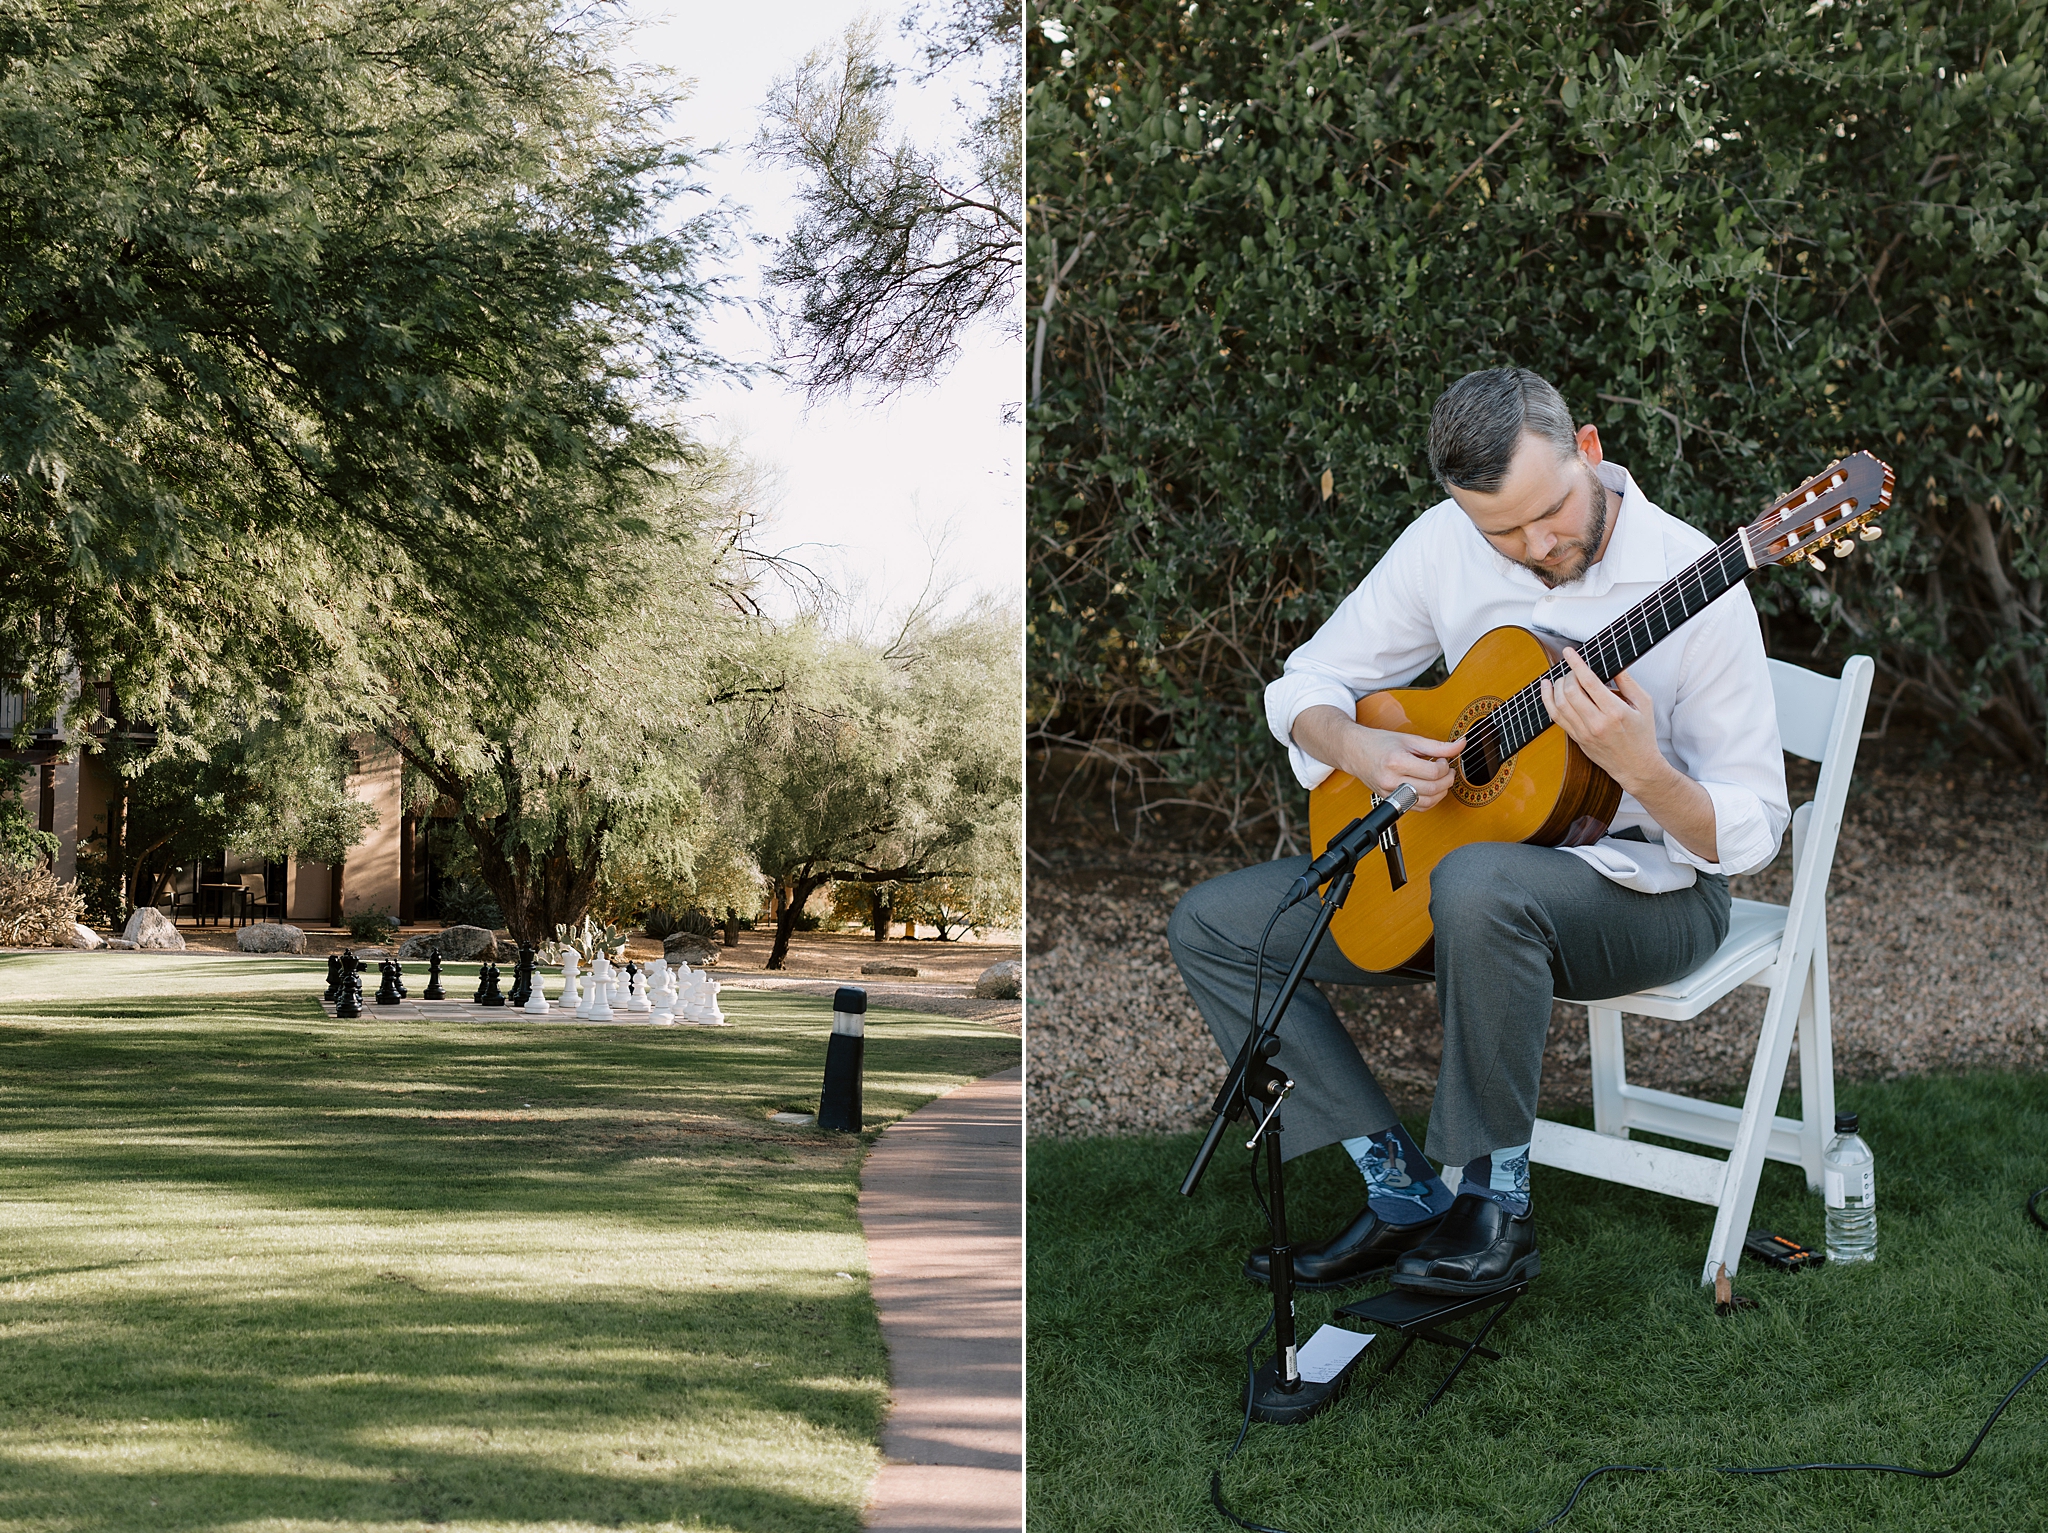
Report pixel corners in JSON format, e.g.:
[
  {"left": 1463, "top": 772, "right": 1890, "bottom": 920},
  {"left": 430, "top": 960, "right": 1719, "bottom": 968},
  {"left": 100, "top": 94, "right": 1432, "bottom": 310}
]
[
  {"left": 1459, "top": 1144, "right": 1532, "bottom": 1216},
  {"left": 1341, "top": 1124, "right": 1455, "bottom": 1225}
]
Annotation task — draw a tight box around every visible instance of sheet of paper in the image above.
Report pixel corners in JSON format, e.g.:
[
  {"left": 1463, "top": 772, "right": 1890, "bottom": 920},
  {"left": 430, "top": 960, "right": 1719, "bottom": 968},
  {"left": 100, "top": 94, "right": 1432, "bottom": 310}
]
[{"left": 1296, "top": 1323, "right": 1373, "bottom": 1384}]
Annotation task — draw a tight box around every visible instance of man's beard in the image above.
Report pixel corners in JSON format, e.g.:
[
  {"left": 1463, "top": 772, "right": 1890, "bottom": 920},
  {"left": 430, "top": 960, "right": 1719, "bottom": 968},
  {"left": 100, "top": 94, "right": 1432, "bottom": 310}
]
[{"left": 1519, "top": 463, "right": 1611, "bottom": 589}]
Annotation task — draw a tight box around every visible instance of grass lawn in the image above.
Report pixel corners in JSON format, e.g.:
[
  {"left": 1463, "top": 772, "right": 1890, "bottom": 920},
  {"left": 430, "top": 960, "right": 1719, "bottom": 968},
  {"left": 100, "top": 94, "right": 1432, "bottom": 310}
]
[
  {"left": 0, "top": 952, "right": 1018, "bottom": 1532},
  {"left": 1028, "top": 1073, "right": 2048, "bottom": 1533}
]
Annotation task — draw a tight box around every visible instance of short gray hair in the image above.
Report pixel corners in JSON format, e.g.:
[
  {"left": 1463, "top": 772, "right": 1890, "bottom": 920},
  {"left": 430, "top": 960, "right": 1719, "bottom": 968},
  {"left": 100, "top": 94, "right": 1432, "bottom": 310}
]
[{"left": 1427, "top": 368, "right": 1578, "bottom": 493}]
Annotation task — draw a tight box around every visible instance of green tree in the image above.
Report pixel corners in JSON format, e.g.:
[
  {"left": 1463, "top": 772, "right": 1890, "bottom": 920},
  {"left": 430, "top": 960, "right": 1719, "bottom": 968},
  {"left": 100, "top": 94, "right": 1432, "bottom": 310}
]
[
  {"left": 0, "top": 0, "right": 727, "bottom": 744},
  {"left": 732, "top": 597, "right": 1021, "bottom": 969},
  {"left": 376, "top": 455, "right": 760, "bottom": 946},
  {"left": 755, "top": 1, "right": 1021, "bottom": 399},
  {"left": 1031, "top": 0, "right": 2048, "bottom": 820}
]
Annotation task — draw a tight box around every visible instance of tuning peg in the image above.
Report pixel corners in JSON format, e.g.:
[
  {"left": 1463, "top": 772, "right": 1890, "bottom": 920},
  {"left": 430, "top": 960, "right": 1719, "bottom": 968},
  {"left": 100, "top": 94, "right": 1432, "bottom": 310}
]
[
  {"left": 1833, "top": 538, "right": 1855, "bottom": 557},
  {"left": 1860, "top": 524, "right": 1883, "bottom": 541},
  {"left": 1807, "top": 553, "right": 1827, "bottom": 572}
]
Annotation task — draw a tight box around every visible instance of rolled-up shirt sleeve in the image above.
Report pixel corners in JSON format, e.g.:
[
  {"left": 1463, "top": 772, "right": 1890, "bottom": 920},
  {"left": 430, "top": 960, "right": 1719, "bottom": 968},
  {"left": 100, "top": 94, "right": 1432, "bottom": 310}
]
[
  {"left": 1263, "top": 520, "right": 1444, "bottom": 790},
  {"left": 1657, "top": 589, "right": 1791, "bottom": 877}
]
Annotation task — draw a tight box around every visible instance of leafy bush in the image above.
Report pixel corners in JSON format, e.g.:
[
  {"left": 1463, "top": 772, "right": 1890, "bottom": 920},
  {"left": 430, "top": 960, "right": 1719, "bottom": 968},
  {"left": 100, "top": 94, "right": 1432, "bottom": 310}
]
[
  {"left": 0, "top": 862, "right": 85, "bottom": 946},
  {"left": 1031, "top": 0, "right": 2048, "bottom": 818},
  {"left": 344, "top": 907, "right": 399, "bottom": 944},
  {"left": 0, "top": 761, "right": 56, "bottom": 874},
  {"left": 435, "top": 875, "right": 504, "bottom": 930}
]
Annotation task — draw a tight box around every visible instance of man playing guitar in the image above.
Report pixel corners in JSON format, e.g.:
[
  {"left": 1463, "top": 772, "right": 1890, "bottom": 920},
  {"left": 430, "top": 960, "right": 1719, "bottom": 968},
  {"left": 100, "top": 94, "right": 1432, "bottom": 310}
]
[{"left": 1168, "top": 367, "right": 1790, "bottom": 1294}]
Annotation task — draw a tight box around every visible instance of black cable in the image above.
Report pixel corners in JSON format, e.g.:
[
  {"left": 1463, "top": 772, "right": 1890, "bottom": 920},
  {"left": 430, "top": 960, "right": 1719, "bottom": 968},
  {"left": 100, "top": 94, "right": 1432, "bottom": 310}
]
[
  {"left": 1522, "top": 1183, "right": 2048, "bottom": 1531},
  {"left": 1212, "top": 1313, "right": 1292, "bottom": 1533},
  {"left": 1209, "top": 1186, "right": 2048, "bottom": 1533}
]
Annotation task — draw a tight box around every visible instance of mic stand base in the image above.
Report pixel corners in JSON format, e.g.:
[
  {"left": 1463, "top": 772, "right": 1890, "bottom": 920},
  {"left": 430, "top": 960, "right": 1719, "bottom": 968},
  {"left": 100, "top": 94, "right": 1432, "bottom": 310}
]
[{"left": 1247, "top": 1352, "right": 1360, "bottom": 1425}]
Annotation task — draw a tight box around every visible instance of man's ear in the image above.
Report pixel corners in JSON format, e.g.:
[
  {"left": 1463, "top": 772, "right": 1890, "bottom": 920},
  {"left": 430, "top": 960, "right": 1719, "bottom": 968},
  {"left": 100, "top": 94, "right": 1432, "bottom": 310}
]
[{"left": 1577, "top": 422, "right": 1604, "bottom": 466}]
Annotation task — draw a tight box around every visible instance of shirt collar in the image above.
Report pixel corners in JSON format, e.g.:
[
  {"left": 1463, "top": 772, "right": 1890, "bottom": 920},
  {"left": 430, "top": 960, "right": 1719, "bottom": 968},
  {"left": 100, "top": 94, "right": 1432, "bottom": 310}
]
[{"left": 1584, "top": 460, "right": 1664, "bottom": 591}]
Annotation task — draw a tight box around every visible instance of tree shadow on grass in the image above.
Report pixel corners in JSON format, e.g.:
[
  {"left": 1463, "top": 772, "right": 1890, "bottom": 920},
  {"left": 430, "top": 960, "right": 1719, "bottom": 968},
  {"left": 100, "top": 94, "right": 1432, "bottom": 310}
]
[{"left": 0, "top": 992, "right": 1019, "bottom": 1532}]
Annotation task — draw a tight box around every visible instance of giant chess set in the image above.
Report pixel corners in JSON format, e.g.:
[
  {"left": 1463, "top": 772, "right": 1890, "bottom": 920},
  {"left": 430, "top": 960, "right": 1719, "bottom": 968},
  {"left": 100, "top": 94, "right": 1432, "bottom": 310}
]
[{"left": 317, "top": 945, "right": 728, "bottom": 1025}]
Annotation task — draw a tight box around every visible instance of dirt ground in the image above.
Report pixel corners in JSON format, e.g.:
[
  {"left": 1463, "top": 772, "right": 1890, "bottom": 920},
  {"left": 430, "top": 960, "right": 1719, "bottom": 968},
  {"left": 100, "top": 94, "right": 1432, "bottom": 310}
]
[{"left": 1028, "top": 726, "right": 2048, "bottom": 1139}]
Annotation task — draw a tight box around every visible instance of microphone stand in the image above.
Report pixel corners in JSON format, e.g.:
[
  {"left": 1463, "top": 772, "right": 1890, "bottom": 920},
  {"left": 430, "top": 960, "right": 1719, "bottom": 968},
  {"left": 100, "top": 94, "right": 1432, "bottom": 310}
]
[{"left": 1179, "top": 790, "right": 1418, "bottom": 1425}]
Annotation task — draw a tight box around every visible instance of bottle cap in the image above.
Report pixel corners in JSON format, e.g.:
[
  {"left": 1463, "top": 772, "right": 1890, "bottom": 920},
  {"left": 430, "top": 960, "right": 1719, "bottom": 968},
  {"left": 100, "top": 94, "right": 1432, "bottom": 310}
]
[{"left": 1834, "top": 1111, "right": 1859, "bottom": 1135}]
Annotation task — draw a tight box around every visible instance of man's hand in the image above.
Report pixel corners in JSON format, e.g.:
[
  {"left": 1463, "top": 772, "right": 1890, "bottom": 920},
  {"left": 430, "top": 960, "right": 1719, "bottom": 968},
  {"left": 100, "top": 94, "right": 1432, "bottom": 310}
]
[
  {"left": 1540, "top": 648, "right": 1664, "bottom": 789},
  {"left": 1291, "top": 704, "right": 1465, "bottom": 811},
  {"left": 1541, "top": 647, "right": 1720, "bottom": 861}
]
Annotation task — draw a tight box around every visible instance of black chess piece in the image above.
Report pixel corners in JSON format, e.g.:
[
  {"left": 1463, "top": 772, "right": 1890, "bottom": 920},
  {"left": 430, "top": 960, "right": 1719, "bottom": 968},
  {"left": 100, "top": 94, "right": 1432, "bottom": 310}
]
[
  {"left": 423, "top": 949, "right": 445, "bottom": 1001},
  {"left": 374, "top": 960, "right": 402, "bottom": 1005},
  {"left": 507, "top": 945, "right": 534, "bottom": 1008},
  {"left": 393, "top": 960, "right": 408, "bottom": 998},
  {"left": 473, "top": 963, "right": 491, "bottom": 1004},
  {"left": 336, "top": 960, "right": 364, "bottom": 1019},
  {"left": 324, "top": 953, "right": 343, "bottom": 1002},
  {"left": 478, "top": 963, "right": 507, "bottom": 1008}
]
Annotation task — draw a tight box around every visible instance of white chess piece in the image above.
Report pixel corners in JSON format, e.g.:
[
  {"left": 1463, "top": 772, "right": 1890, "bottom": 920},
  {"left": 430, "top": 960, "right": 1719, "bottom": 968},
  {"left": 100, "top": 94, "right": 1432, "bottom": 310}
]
[
  {"left": 561, "top": 950, "right": 581, "bottom": 1014},
  {"left": 587, "top": 954, "right": 614, "bottom": 1021},
  {"left": 646, "top": 959, "right": 674, "bottom": 1024},
  {"left": 683, "top": 969, "right": 709, "bottom": 1024},
  {"left": 574, "top": 951, "right": 595, "bottom": 1018},
  {"left": 703, "top": 976, "right": 725, "bottom": 1025},
  {"left": 524, "top": 960, "right": 552, "bottom": 1014},
  {"left": 628, "top": 965, "right": 651, "bottom": 1013}
]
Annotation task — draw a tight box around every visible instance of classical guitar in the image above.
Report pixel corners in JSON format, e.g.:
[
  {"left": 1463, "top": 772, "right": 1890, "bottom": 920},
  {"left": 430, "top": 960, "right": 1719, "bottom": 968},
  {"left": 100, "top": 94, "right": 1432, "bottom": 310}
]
[{"left": 1307, "top": 451, "right": 1894, "bottom": 973}]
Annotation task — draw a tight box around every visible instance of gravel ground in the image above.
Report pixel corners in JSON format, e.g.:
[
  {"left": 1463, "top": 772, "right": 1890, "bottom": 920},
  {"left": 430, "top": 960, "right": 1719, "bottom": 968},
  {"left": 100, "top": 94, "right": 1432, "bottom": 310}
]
[{"left": 1027, "top": 744, "right": 2048, "bottom": 1140}]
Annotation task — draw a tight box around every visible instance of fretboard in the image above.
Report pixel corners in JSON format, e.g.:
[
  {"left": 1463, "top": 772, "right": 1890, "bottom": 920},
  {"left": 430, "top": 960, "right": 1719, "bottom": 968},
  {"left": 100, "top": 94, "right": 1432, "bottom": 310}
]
[{"left": 1462, "top": 533, "right": 1753, "bottom": 782}]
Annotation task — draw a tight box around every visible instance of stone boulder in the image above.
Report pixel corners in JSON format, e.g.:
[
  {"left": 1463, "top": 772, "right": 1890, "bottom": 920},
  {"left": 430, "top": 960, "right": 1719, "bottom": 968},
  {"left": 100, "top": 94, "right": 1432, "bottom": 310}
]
[
  {"left": 662, "top": 933, "right": 721, "bottom": 967},
  {"left": 862, "top": 961, "right": 920, "bottom": 977},
  {"left": 974, "top": 959, "right": 1022, "bottom": 1000},
  {"left": 106, "top": 938, "right": 138, "bottom": 950},
  {"left": 70, "top": 922, "right": 104, "bottom": 950},
  {"left": 122, "top": 907, "right": 186, "bottom": 951},
  {"left": 397, "top": 924, "right": 499, "bottom": 960},
  {"left": 236, "top": 922, "right": 306, "bottom": 954}
]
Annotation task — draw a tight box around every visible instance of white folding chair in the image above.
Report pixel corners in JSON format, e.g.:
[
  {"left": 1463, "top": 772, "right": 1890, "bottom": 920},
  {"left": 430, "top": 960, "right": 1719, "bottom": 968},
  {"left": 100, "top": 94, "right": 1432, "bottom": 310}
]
[{"left": 1523, "top": 654, "right": 1875, "bottom": 1284}]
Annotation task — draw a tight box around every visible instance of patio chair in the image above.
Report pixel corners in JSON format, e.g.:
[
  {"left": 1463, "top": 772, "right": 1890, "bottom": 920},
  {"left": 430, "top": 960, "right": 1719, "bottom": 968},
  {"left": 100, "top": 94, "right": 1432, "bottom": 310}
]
[
  {"left": 240, "top": 873, "right": 284, "bottom": 924},
  {"left": 1512, "top": 654, "right": 1874, "bottom": 1284}
]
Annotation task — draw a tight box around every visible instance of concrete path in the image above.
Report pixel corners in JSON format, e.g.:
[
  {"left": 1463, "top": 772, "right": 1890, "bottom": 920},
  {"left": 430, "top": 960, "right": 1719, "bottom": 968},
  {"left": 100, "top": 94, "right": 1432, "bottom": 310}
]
[{"left": 860, "top": 1066, "right": 1023, "bottom": 1533}]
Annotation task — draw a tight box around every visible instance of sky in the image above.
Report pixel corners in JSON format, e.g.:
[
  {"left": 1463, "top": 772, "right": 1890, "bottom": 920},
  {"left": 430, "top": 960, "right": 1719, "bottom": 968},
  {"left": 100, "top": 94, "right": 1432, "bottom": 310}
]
[{"left": 622, "top": 0, "right": 1022, "bottom": 627}]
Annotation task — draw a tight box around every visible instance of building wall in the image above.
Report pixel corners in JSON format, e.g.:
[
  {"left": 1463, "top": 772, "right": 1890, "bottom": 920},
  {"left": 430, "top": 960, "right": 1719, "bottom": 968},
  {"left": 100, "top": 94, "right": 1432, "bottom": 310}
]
[
  {"left": 339, "top": 739, "right": 401, "bottom": 918},
  {"left": 48, "top": 758, "right": 81, "bottom": 882},
  {"left": 287, "top": 860, "right": 331, "bottom": 924}
]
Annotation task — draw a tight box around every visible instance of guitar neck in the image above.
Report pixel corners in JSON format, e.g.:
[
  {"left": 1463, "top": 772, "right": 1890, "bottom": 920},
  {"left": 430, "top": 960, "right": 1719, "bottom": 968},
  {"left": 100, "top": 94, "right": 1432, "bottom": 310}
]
[{"left": 1476, "top": 533, "right": 1753, "bottom": 766}]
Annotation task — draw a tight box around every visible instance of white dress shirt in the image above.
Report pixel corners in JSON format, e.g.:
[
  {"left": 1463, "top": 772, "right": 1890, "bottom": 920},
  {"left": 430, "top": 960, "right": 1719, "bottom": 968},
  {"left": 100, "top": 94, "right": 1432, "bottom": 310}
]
[{"left": 1264, "top": 461, "right": 1790, "bottom": 888}]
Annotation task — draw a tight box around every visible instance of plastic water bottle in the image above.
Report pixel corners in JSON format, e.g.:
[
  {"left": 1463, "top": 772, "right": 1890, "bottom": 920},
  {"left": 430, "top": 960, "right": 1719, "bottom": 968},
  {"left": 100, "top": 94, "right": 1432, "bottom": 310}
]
[{"left": 1823, "top": 1110, "right": 1876, "bottom": 1263}]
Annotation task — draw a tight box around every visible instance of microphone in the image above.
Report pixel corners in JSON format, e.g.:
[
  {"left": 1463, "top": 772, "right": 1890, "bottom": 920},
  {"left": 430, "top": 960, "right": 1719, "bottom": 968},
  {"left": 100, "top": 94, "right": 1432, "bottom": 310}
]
[{"left": 1279, "top": 783, "right": 1418, "bottom": 909}]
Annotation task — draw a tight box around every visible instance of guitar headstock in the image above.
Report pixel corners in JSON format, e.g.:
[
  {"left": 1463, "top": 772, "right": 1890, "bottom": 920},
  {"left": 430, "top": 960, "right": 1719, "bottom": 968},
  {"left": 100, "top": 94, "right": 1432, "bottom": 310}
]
[{"left": 1746, "top": 452, "right": 1895, "bottom": 571}]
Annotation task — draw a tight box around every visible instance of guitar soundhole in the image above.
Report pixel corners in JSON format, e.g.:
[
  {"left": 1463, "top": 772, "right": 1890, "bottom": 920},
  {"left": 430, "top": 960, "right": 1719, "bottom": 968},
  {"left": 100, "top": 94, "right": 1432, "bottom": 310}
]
[{"left": 1450, "top": 696, "right": 1513, "bottom": 807}]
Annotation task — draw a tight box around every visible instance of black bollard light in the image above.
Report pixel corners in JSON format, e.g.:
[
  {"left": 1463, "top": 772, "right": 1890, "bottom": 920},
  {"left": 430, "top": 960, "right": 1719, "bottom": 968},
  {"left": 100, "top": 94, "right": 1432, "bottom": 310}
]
[{"left": 817, "top": 986, "right": 868, "bottom": 1132}]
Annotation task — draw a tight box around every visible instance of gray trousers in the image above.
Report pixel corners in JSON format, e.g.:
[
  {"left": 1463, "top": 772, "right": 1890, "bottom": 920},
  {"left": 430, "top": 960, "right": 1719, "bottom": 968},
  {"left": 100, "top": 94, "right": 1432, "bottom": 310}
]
[{"left": 1166, "top": 841, "right": 1730, "bottom": 1167}]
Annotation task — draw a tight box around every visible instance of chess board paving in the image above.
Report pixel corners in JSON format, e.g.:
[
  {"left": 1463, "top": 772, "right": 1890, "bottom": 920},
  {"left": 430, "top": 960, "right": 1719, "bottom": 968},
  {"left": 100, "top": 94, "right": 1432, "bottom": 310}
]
[{"left": 0, "top": 951, "right": 1018, "bottom": 1531}]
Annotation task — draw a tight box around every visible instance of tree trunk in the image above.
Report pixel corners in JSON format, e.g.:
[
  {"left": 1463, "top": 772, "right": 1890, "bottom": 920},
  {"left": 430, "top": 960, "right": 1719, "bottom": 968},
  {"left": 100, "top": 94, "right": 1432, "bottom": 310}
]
[
  {"left": 463, "top": 813, "right": 608, "bottom": 947},
  {"left": 766, "top": 870, "right": 831, "bottom": 970},
  {"left": 870, "top": 888, "right": 891, "bottom": 942}
]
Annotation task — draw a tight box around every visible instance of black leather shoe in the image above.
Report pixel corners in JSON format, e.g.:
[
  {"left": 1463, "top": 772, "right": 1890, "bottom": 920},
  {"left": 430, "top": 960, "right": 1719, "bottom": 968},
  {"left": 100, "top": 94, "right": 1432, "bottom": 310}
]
[
  {"left": 1388, "top": 1192, "right": 1539, "bottom": 1295},
  {"left": 1244, "top": 1203, "right": 1445, "bottom": 1291}
]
